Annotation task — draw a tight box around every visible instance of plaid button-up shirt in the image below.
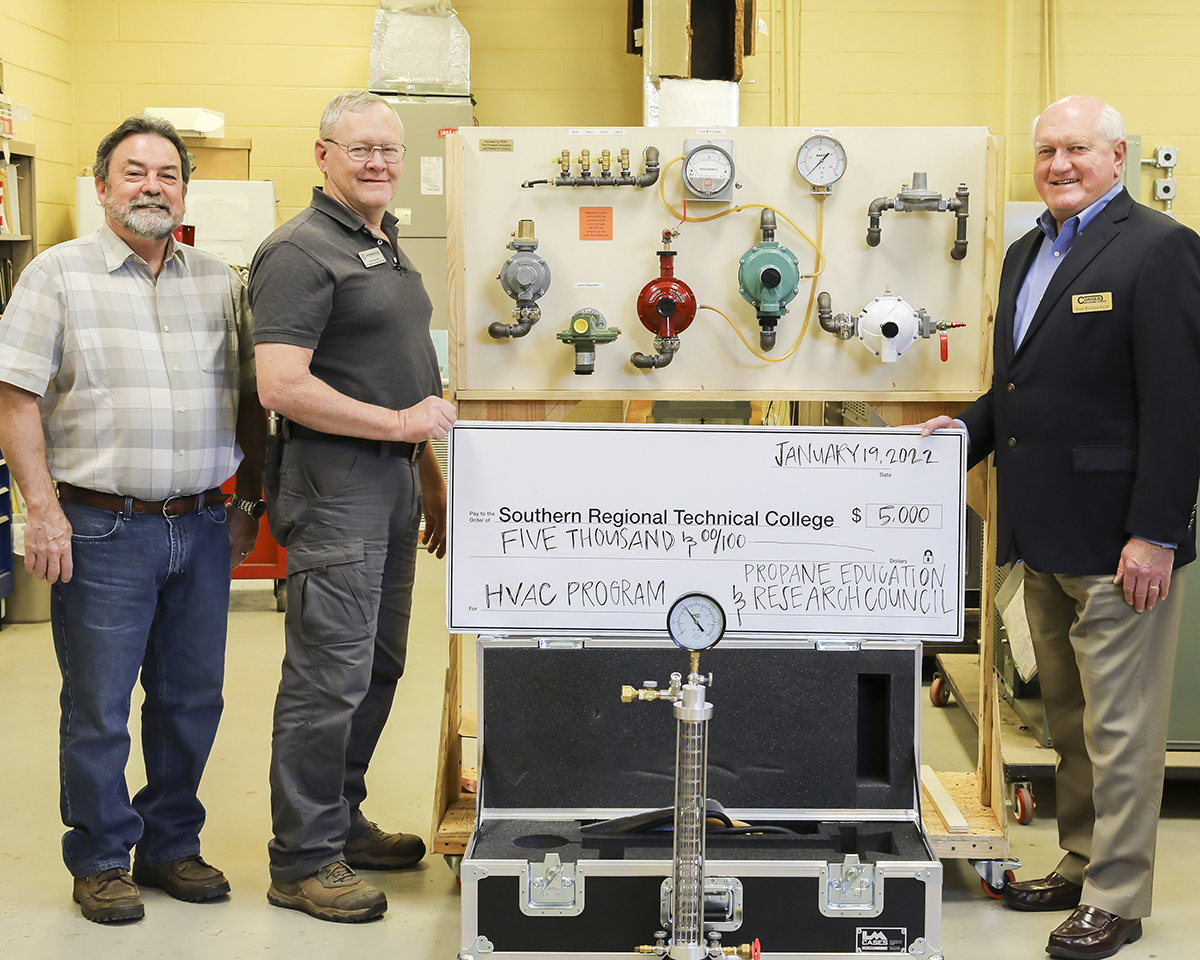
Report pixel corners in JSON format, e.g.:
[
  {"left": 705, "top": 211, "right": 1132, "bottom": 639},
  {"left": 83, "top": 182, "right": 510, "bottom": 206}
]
[{"left": 0, "top": 223, "right": 253, "bottom": 499}]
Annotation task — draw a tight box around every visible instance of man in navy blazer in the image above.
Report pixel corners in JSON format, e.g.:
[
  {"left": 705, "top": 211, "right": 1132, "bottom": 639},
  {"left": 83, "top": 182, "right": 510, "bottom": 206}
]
[{"left": 923, "top": 95, "right": 1200, "bottom": 959}]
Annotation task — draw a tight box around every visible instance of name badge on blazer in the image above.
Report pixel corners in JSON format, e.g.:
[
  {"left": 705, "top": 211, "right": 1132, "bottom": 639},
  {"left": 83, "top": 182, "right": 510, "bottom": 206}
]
[
  {"left": 357, "top": 248, "right": 387, "bottom": 268},
  {"left": 1071, "top": 292, "right": 1113, "bottom": 313}
]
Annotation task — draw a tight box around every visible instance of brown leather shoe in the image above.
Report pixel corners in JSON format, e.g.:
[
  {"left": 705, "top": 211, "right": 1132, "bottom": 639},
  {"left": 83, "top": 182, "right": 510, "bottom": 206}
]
[
  {"left": 267, "top": 860, "right": 387, "bottom": 923},
  {"left": 73, "top": 868, "right": 144, "bottom": 923},
  {"left": 133, "top": 854, "right": 230, "bottom": 902},
  {"left": 343, "top": 820, "right": 426, "bottom": 870},
  {"left": 1047, "top": 904, "right": 1142, "bottom": 959},
  {"left": 1002, "top": 871, "right": 1084, "bottom": 911}
]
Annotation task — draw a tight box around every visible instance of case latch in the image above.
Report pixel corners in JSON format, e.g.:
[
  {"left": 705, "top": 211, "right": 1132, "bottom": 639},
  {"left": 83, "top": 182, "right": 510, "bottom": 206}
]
[
  {"left": 820, "top": 854, "right": 884, "bottom": 917},
  {"left": 660, "top": 875, "right": 744, "bottom": 931},
  {"left": 536, "top": 636, "right": 585, "bottom": 649},
  {"left": 519, "top": 853, "right": 585, "bottom": 916}
]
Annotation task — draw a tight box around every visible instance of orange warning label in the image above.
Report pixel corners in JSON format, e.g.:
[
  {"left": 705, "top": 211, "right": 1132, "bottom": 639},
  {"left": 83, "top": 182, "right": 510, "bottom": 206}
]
[{"left": 579, "top": 207, "right": 613, "bottom": 241}]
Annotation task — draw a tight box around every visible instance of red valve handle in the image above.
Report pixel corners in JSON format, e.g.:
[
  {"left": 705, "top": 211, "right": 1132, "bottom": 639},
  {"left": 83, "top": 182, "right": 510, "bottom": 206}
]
[
  {"left": 752, "top": 938, "right": 762, "bottom": 960},
  {"left": 940, "top": 333, "right": 949, "bottom": 362}
]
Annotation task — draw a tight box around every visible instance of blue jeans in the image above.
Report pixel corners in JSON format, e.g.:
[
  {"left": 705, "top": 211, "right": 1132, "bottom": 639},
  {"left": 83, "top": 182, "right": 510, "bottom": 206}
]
[{"left": 51, "top": 498, "right": 231, "bottom": 877}]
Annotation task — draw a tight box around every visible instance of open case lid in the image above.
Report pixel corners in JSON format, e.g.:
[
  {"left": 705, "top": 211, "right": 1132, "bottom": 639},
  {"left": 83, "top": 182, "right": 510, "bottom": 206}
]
[
  {"left": 478, "top": 639, "right": 921, "bottom": 818},
  {"left": 448, "top": 422, "right": 967, "bottom": 642}
]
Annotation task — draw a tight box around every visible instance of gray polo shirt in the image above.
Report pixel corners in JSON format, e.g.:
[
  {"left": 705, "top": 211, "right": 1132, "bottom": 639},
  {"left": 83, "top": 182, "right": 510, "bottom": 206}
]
[{"left": 249, "top": 187, "right": 441, "bottom": 414}]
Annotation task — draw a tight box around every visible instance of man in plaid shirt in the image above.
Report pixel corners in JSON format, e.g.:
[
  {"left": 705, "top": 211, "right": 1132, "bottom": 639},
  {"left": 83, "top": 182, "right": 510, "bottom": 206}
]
[{"left": 0, "top": 116, "right": 264, "bottom": 923}]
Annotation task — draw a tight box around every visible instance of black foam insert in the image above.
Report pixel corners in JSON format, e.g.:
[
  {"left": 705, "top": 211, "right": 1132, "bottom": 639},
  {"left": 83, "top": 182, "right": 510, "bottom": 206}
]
[
  {"left": 480, "top": 644, "right": 918, "bottom": 812},
  {"left": 471, "top": 817, "right": 929, "bottom": 864}
]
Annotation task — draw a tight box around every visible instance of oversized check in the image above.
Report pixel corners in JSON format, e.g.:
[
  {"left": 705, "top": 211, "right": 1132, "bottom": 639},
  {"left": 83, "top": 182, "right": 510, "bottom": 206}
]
[{"left": 447, "top": 421, "right": 967, "bottom": 640}]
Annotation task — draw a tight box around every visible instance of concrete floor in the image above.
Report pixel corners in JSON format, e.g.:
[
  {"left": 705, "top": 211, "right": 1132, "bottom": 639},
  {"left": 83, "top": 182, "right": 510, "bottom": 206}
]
[{"left": 1, "top": 553, "right": 1198, "bottom": 959}]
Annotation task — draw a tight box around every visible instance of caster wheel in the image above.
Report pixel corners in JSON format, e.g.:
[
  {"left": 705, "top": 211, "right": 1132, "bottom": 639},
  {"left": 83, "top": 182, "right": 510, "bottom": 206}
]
[
  {"left": 982, "top": 869, "right": 1016, "bottom": 899},
  {"left": 1014, "top": 784, "right": 1035, "bottom": 825},
  {"left": 930, "top": 674, "right": 951, "bottom": 707},
  {"left": 444, "top": 853, "right": 463, "bottom": 877},
  {"left": 274, "top": 578, "right": 287, "bottom": 613}
]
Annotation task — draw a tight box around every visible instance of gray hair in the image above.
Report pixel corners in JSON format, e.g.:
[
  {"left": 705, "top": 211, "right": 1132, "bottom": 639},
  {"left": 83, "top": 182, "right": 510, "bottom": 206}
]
[
  {"left": 319, "top": 91, "right": 403, "bottom": 140},
  {"left": 1031, "top": 95, "right": 1125, "bottom": 145},
  {"left": 94, "top": 115, "right": 192, "bottom": 185}
]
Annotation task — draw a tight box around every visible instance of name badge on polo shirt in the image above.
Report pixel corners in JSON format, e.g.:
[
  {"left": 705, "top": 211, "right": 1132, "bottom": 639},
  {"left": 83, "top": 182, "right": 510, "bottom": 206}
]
[
  {"left": 1071, "top": 292, "right": 1113, "bottom": 313},
  {"left": 357, "top": 247, "right": 388, "bottom": 268}
]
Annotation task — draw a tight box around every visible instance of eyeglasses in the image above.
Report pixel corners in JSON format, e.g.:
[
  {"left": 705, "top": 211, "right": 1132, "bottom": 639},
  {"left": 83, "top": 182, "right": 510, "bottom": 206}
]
[{"left": 323, "top": 140, "right": 407, "bottom": 163}]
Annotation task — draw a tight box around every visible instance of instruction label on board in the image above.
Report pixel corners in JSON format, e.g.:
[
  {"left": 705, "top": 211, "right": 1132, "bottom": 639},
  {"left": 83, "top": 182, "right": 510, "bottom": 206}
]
[
  {"left": 448, "top": 422, "right": 967, "bottom": 639},
  {"left": 579, "top": 207, "right": 613, "bottom": 240}
]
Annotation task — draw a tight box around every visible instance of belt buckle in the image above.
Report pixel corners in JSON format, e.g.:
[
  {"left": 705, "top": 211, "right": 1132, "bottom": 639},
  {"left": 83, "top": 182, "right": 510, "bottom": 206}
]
[
  {"left": 410, "top": 442, "right": 422, "bottom": 462},
  {"left": 161, "top": 494, "right": 194, "bottom": 517}
]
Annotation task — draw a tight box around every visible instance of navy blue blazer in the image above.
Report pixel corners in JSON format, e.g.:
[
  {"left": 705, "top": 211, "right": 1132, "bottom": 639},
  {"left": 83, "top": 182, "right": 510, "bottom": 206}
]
[{"left": 958, "top": 187, "right": 1200, "bottom": 573}]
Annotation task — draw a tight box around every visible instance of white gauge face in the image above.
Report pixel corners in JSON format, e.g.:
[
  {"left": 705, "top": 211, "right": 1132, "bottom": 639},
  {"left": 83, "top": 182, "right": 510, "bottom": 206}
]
[
  {"left": 667, "top": 593, "right": 727, "bottom": 651},
  {"left": 796, "top": 135, "right": 848, "bottom": 187},
  {"left": 684, "top": 144, "right": 734, "bottom": 198}
]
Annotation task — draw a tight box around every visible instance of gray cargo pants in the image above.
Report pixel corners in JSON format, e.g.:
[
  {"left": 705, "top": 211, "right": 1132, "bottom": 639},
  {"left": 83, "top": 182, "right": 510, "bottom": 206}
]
[{"left": 264, "top": 434, "right": 421, "bottom": 881}]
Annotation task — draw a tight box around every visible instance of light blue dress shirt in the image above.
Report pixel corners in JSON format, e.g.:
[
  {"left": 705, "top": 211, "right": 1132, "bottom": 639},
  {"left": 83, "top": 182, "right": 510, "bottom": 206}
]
[{"left": 1012, "top": 180, "right": 1125, "bottom": 351}]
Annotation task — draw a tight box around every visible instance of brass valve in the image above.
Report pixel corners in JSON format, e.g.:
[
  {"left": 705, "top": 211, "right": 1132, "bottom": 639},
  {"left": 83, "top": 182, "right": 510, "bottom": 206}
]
[
  {"left": 621, "top": 685, "right": 665, "bottom": 702},
  {"left": 557, "top": 148, "right": 570, "bottom": 174},
  {"left": 599, "top": 148, "right": 613, "bottom": 172},
  {"left": 633, "top": 944, "right": 756, "bottom": 957}
]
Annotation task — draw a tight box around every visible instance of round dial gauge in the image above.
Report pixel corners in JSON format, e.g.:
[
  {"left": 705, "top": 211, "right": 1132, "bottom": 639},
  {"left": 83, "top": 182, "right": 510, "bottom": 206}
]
[
  {"left": 667, "top": 593, "right": 727, "bottom": 651},
  {"left": 684, "top": 144, "right": 734, "bottom": 198},
  {"left": 796, "top": 135, "right": 848, "bottom": 187}
]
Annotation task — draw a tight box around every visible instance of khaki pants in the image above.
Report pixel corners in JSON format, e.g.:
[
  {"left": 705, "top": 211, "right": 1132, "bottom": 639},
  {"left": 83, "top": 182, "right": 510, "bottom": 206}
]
[{"left": 1023, "top": 564, "right": 1185, "bottom": 918}]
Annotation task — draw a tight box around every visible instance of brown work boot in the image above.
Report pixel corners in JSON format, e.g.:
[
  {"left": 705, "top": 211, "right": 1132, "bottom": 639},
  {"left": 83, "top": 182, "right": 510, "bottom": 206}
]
[
  {"left": 73, "top": 868, "right": 145, "bottom": 923},
  {"left": 133, "top": 854, "right": 230, "bottom": 902},
  {"left": 266, "top": 860, "right": 386, "bottom": 923},
  {"left": 344, "top": 820, "right": 426, "bottom": 870}
]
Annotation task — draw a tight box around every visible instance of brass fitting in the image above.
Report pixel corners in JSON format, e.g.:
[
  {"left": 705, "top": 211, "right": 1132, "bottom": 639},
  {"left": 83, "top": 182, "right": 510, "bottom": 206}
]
[
  {"left": 622, "top": 685, "right": 663, "bottom": 702},
  {"left": 578, "top": 148, "right": 591, "bottom": 173},
  {"left": 557, "top": 148, "right": 571, "bottom": 174},
  {"left": 599, "top": 148, "right": 612, "bottom": 172}
]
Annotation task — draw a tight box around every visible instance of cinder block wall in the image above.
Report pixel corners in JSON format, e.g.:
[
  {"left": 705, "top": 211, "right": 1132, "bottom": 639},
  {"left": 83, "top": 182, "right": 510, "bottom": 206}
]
[{"left": 2, "top": 0, "right": 1199, "bottom": 247}]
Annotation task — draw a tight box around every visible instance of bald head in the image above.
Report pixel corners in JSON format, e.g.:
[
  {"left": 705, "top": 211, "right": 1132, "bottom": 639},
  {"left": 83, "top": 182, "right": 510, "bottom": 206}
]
[{"left": 1032, "top": 95, "right": 1126, "bottom": 229}]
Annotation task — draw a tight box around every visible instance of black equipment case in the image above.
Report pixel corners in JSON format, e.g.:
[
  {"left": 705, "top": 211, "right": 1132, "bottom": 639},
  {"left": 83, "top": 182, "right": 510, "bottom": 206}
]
[{"left": 457, "top": 637, "right": 943, "bottom": 960}]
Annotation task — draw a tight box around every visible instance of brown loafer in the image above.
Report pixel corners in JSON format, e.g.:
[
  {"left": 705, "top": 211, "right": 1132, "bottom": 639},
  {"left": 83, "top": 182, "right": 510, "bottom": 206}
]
[
  {"left": 1047, "top": 904, "right": 1142, "bottom": 959},
  {"left": 132, "top": 854, "right": 230, "bottom": 902},
  {"left": 73, "top": 867, "right": 144, "bottom": 923},
  {"left": 1002, "top": 871, "right": 1084, "bottom": 911}
]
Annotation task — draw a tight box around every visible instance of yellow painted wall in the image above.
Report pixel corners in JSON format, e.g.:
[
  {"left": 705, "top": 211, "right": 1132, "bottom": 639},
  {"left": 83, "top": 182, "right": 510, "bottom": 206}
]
[
  {"left": 0, "top": 0, "right": 77, "bottom": 251},
  {"left": 4, "top": 0, "right": 1200, "bottom": 243},
  {"left": 746, "top": 0, "right": 1200, "bottom": 230}
]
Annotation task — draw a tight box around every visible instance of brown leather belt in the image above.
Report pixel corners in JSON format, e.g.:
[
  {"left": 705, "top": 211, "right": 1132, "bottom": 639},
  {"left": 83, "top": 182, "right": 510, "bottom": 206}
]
[{"left": 58, "top": 482, "right": 228, "bottom": 517}]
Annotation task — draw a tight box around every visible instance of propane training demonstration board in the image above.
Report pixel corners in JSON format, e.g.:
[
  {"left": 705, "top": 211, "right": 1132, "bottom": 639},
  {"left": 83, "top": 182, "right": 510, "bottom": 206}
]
[
  {"left": 451, "top": 126, "right": 995, "bottom": 396},
  {"left": 447, "top": 422, "right": 966, "bottom": 640}
]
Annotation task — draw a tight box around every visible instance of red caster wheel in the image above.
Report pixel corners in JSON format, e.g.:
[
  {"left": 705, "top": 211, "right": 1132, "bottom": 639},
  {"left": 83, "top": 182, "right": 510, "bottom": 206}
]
[
  {"left": 930, "top": 673, "right": 951, "bottom": 707},
  {"left": 982, "top": 869, "right": 1016, "bottom": 899},
  {"left": 1014, "top": 784, "right": 1035, "bottom": 825}
]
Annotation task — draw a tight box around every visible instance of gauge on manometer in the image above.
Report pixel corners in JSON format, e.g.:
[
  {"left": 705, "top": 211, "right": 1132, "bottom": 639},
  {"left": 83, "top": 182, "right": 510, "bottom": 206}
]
[
  {"left": 683, "top": 142, "right": 735, "bottom": 200},
  {"left": 667, "top": 592, "right": 727, "bottom": 651},
  {"left": 796, "top": 135, "right": 847, "bottom": 192}
]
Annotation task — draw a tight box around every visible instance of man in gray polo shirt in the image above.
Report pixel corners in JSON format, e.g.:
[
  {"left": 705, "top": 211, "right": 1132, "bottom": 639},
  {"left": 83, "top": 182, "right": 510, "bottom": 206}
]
[{"left": 249, "top": 91, "right": 455, "bottom": 923}]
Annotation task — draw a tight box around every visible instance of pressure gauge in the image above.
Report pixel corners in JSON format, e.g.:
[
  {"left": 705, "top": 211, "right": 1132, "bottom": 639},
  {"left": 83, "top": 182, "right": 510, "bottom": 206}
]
[
  {"left": 667, "top": 592, "right": 727, "bottom": 651},
  {"left": 797, "top": 135, "right": 848, "bottom": 192},
  {"left": 683, "top": 141, "right": 735, "bottom": 201}
]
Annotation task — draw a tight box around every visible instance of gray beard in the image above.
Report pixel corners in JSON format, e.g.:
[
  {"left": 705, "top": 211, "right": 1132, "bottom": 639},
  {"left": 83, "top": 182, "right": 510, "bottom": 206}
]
[{"left": 104, "top": 196, "right": 183, "bottom": 241}]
